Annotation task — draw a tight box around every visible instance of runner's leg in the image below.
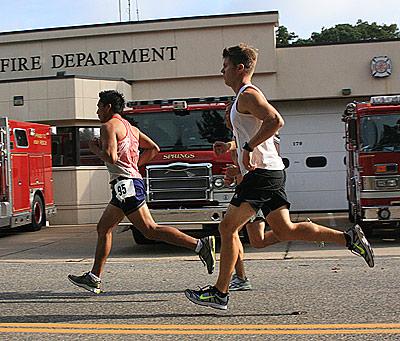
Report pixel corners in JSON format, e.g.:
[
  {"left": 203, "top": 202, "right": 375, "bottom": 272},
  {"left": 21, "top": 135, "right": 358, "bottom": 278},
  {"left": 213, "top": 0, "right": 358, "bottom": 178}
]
[
  {"left": 246, "top": 220, "right": 281, "bottom": 248},
  {"left": 233, "top": 220, "right": 280, "bottom": 282},
  {"left": 91, "top": 204, "right": 125, "bottom": 277},
  {"left": 234, "top": 235, "right": 246, "bottom": 279},
  {"left": 127, "top": 203, "right": 197, "bottom": 250},
  {"left": 266, "top": 206, "right": 346, "bottom": 245},
  {"left": 215, "top": 202, "right": 256, "bottom": 293}
]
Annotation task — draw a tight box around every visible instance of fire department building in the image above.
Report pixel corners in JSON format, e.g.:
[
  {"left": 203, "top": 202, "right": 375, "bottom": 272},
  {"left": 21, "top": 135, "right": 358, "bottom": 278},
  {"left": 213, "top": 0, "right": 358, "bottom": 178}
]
[{"left": 1, "top": 11, "right": 399, "bottom": 224}]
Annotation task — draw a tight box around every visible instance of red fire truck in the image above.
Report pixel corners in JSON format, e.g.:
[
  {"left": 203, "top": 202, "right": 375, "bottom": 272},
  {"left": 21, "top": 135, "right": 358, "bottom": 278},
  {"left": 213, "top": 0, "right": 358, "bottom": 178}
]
[
  {"left": 0, "top": 117, "right": 56, "bottom": 231},
  {"left": 343, "top": 95, "right": 400, "bottom": 236},
  {"left": 122, "top": 97, "right": 235, "bottom": 243}
]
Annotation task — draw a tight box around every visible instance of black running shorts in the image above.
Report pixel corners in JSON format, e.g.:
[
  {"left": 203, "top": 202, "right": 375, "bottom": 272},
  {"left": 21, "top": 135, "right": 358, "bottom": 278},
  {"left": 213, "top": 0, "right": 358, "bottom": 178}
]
[
  {"left": 110, "top": 177, "right": 146, "bottom": 215},
  {"left": 230, "top": 169, "right": 290, "bottom": 217}
]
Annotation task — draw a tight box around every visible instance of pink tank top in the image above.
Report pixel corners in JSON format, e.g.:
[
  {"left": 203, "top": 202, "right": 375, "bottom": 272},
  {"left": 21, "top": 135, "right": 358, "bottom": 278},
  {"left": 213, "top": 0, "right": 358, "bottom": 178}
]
[{"left": 106, "top": 115, "right": 142, "bottom": 181}]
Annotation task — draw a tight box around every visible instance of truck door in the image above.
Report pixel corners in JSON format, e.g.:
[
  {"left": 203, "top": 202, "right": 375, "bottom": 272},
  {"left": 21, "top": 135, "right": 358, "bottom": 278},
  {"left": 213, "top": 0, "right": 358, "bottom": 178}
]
[
  {"left": 29, "top": 155, "right": 44, "bottom": 187},
  {"left": 11, "top": 153, "right": 30, "bottom": 212}
]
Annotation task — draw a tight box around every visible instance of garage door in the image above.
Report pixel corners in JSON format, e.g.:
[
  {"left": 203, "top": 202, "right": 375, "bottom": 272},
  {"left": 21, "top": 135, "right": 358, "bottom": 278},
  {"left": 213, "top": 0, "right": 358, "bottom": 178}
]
[{"left": 280, "top": 113, "right": 347, "bottom": 211}]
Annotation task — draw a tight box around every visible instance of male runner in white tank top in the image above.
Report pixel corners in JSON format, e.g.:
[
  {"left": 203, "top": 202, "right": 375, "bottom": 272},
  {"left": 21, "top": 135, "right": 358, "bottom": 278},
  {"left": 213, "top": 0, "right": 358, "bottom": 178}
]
[
  {"left": 185, "top": 43, "right": 374, "bottom": 310},
  {"left": 68, "top": 90, "right": 216, "bottom": 294}
]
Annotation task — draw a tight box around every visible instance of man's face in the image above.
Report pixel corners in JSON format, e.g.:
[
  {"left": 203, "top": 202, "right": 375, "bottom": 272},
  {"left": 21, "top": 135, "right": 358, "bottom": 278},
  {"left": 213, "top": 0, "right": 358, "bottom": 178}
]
[
  {"left": 221, "top": 57, "right": 240, "bottom": 86},
  {"left": 96, "top": 101, "right": 111, "bottom": 123}
]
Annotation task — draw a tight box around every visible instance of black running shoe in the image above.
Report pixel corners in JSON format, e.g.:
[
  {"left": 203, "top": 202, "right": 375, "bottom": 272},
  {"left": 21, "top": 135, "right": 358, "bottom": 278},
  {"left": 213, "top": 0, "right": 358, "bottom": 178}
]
[
  {"left": 185, "top": 285, "right": 229, "bottom": 310},
  {"left": 68, "top": 272, "right": 101, "bottom": 294},
  {"left": 198, "top": 236, "right": 216, "bottom": 274},
  {"left": 345, "top": 224, "right": 375, "bottom": 268},
  {"left": 229, "top": 274, "right": 252, "bottom": 291}
]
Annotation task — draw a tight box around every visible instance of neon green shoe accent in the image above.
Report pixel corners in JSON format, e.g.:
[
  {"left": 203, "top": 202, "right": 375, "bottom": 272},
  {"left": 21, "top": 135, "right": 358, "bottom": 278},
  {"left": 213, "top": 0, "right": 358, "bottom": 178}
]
[
  {"left": 200, "top": 294, "right": 216, "bottom": 300},
  {"left": 353, "top": 244, "right": 365, "bottom": 255}
]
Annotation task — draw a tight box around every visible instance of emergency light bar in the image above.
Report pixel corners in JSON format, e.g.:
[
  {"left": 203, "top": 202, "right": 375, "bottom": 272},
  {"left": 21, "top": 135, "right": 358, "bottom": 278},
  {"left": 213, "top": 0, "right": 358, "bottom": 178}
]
[
  {"left": 172, "top": 101, "right": 188, "bottom": 110},
  {"left": 126, "top": 96, "right": 235, "bottom": 108},
  {"left": 370, "top": 95, "right": 400, "bottom": 105}
]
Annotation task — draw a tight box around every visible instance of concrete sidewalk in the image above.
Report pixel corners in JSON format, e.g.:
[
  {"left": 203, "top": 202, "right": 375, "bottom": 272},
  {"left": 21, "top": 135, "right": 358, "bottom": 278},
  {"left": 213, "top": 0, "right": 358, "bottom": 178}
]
[{"left": 1, "top": 213, "right": 399, "bottom": 263}]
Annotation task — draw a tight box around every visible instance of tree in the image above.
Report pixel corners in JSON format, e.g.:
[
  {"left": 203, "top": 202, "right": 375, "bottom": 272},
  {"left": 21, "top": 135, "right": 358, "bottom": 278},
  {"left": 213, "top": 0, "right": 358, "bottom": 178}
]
[
  {"left": 277, "top": 20, "right": 400, "bottom": 46},
  {"left": 276, "top": 26, "right": 298, "bottom": 46}
]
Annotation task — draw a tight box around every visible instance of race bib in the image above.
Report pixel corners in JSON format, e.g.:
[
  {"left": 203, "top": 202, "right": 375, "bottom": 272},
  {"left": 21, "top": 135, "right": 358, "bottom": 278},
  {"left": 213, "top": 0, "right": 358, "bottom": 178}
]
[{"left": 114, "top": 179, "right": 136, "bottom": 202}]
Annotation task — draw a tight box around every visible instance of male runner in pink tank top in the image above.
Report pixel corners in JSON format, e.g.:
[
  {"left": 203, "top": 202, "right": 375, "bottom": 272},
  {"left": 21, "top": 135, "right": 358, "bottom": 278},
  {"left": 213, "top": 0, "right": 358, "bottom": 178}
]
[{"left": 68, "top": 90, "right": 215, "bottom": 294}]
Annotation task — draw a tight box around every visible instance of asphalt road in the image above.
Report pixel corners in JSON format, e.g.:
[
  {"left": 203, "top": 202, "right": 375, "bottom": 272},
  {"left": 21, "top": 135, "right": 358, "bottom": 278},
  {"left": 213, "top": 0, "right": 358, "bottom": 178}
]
[{"left": 0, "top": 212, "right": 399, "bottom": 340}]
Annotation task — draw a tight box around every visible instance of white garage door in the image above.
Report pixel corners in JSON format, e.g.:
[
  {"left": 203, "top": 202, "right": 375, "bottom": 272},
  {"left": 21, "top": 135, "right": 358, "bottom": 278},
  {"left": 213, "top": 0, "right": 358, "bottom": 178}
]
[{"left": 280, "top": 112, "right": 347, "bottom": 211}]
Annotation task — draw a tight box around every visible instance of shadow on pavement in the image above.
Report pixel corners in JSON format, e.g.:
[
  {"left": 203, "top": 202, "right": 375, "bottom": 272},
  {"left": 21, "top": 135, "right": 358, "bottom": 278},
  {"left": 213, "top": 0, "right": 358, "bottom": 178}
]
[{"left": 0, "top": 311, "right": 306, "bottom": 323}]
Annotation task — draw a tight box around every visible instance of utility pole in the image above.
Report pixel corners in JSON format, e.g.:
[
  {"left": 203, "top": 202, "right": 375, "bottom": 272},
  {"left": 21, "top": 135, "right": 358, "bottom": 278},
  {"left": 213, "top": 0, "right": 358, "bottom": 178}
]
[
  {"left": 128, "top": 0, "right": 131, "bottom": 21},
  {"left": 118, "top": 0, "right": 122, "bottom": 21}
]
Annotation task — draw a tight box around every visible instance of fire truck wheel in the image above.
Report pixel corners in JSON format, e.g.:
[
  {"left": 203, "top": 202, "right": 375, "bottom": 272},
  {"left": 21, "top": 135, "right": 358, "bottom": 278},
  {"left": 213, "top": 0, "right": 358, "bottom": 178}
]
[
  {"left": 28, "top": 195, "right": 46, "bottom": 231},
  {"left": 131, "top": 226, "right": 156, "bottom": 245}
]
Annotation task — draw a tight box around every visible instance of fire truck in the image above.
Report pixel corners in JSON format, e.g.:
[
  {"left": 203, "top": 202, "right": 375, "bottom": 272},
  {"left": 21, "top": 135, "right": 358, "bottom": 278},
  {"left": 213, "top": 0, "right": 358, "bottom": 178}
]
[
  {"left": 122, "top": 97, "right": 235, "bottom": 243},
  {"left": 342, "top": 95, "right": 400, "bottom": 236},
  {"left": 0, "top": 117, "right": 56, "bottom": 231}
]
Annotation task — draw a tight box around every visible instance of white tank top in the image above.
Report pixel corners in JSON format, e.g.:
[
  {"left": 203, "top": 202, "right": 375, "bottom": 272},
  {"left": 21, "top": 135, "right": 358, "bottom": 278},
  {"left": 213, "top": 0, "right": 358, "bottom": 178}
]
[{"left": 230, "top": 84, "right": 285, "bottom": 175}]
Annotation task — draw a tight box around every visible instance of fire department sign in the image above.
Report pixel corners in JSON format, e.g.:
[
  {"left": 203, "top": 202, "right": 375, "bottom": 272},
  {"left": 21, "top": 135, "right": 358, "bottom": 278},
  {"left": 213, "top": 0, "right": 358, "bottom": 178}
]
[{"left": 370, "top": 56, "right": 392, "bottom": 78}]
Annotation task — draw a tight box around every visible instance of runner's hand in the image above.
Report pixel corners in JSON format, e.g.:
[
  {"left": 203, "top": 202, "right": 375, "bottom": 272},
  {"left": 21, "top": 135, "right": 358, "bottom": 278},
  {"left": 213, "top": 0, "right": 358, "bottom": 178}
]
[
  {"left": 242, "top": 150, "right": 256, "bottom": 171},
  {"left": 225, "top": 164, "right": 240, "bottom": 178},
  {"left": 224, "top": 164, "right": 240, "bottom": 186},
  {"left": 213, "top": 141, "right": 229, "bottom": 155},
  {"left": 89, "top": 138, "right": 101, "bottom": 153}
]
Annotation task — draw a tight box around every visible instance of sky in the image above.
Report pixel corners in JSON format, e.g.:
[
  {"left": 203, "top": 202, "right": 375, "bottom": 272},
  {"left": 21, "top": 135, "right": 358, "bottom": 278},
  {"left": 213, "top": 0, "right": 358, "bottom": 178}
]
[{"left": 0, "top": 0, "right": 399, "bottom": 39}]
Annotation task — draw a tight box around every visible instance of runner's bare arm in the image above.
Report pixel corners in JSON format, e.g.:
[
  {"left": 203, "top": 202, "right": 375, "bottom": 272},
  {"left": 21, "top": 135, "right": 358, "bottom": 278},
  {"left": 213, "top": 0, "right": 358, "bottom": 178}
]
[
  {"left": 89, "top": 123, "right": 118, "bottom": 164},
  {"left": 138, "top": 130, "right": 160, "bottom": 167},
  {"left": 238, "top": 88, "right": 284, "bottom": 150}
]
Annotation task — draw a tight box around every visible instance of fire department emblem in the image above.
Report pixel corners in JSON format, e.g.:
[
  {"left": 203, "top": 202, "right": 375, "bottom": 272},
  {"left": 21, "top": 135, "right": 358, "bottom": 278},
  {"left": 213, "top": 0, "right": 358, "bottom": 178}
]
[{"left": 371, "top": 56, "right": 392, "bottom": 78}]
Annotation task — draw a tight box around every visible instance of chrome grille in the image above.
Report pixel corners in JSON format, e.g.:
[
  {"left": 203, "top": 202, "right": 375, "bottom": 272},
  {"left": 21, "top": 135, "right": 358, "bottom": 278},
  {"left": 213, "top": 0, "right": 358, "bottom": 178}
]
[{"left": 146, "top": 162, "right": 212, "bottom": 202}]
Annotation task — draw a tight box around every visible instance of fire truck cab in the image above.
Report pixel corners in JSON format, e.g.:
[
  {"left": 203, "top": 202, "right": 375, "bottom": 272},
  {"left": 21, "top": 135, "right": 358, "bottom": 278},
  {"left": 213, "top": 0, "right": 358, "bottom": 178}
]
[
  {"left": 122, "top": 97, "right": 235, "bottom": 243},
  {"left": 343, "top": 95, "right": 400, "bottom": 235},
  {"left": 0, "top": 117, "right": 56, "bottom": 231}
]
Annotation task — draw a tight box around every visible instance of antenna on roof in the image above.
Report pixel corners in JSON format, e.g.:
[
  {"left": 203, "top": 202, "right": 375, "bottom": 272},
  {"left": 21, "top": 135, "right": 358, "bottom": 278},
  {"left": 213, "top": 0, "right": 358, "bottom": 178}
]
[
  {"left": 128, "top": 0, "right": 131, "bottom": 21},
  {"left": 135, "top": 0, "right": 140, "bottom": 21},
  {"left": 118, "top": 0, "right": 122, "bottom": 22}
]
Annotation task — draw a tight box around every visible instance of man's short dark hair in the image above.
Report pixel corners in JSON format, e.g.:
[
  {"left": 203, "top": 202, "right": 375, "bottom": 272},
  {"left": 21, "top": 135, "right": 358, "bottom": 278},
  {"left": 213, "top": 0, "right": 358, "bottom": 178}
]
[
  {"left": 98, "top": 90, "right": 125, "bottom": 113},
  {"left": 222, "top": 43, "right": 258, "bottom": 73}
]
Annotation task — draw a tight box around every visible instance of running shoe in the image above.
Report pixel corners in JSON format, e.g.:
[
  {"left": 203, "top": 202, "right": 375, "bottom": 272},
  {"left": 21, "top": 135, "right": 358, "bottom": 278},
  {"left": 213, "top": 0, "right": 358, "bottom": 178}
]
[
  {"left": 198, "top": 236, "right": 216, "bottom": 274},
  {"left": 184, "top": 285, "right": 229, "bottom": 310},
  {"left": 68, "top": 272, "right": 101, "bottom": 294},
  {"left": 229, "top": 274, "right": 252, "bottom": 291},
  {"left": 345, "top": 224, "right": 375, "bottom": 268}
]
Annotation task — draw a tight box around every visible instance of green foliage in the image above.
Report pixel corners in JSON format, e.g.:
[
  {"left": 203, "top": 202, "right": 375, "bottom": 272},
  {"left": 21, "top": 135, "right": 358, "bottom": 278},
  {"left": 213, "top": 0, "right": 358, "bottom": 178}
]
[
  {"left": 277, "top": 20, "right": 400, "bottom": 46},
  {"left": 197, "top": 110, "right": 232, "bottom": 143},
  {"left": 276, "top": 26, "right": 298, "bottom": 46}
]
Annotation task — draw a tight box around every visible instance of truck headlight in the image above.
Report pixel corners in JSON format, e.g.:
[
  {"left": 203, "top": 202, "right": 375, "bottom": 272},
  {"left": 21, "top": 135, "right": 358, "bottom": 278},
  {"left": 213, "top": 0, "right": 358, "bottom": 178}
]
[
  {"left": 213, "top": 178, "right": 225, "bottom": 189},
  {"left": 378, "top": 208, "right": 390, "bottom": 220},
  {"left": 376, "top": 178, "right": 398, "bottom": 188}
]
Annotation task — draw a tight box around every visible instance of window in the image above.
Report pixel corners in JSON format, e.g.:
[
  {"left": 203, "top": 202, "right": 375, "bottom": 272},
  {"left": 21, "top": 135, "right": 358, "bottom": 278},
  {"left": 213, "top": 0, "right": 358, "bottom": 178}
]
[
  {"left": 360, "top": 114, "right": 400, "bottom": 152},
  {"left": 79, "top": 128, "right": 102, "bottom": 165},
  {"left": 51, "top": 127, "right": 103, "bottom": 166},
  {"left": 124, "top": 109, "right": 232, "bottom": 151},
  {"left": 306, "top": 156, "right": 327, "bottom": 168},
  {"left": 14, "top": 129, "right": 28, "bottom": 147},
  {"left": 51, "top": 127, "right": 77, "bottom": 166},
  {"left": 282, "top": 158, "right": 290, "bottom": 169}
]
